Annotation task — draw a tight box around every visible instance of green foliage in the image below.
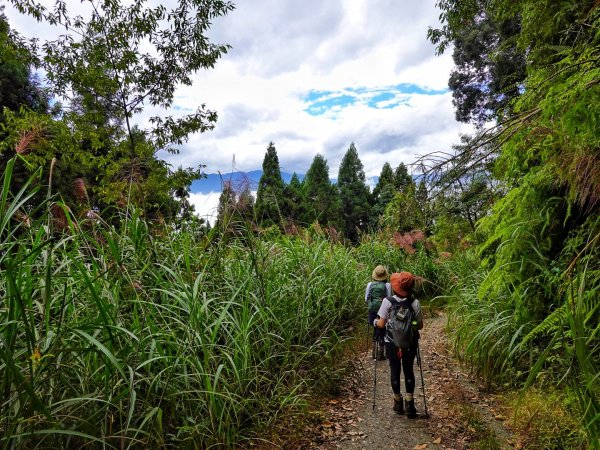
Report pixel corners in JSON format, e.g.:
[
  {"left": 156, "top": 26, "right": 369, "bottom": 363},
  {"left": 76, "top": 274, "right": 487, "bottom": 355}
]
[
  {"left": 508, "top": 389, "right": 589, "bottom": 450},
  {"left": 433, "top": 1, "right": 526, "bottom": 124},
  {"left": 284, "top": 172, "right": 305, "bottom": 224},
  {"left": 302, "top": 154, "right": 340, "bottom": 229},
  {"left": 8, "top": 0, "right": 233, "bottom": 153},
  {"left": 3, "top": 0, "right": 229, "bottom": 221},
  {"left": 432, "top": 1, "right": 599, "bottom": 446},
  {"left": 255, "top": 142, "right": 285, "bottom": 227},
  {"left": 337, "top": 143, "right": 371, "bottom": 242},
  {"left": 0, "top": 11, "right": 47, "bottom": 116},
  {"left": 0, "top": 158, "right": 368, "bottom": 448},
  {"left": 393, "top": 162, "right": 414, "bottom": 192},
  {"left": 371, "top": 162, "right": 395, "bottom": 221},
  {"left": 381, "top": 183, "right": 426, "bottom": 233}
]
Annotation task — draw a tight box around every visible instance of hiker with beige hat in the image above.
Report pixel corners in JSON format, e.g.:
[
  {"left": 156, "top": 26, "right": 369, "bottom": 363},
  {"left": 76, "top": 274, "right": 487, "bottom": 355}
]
[{"left": 365, "top": 265, "right": 392, "bottom": 360}]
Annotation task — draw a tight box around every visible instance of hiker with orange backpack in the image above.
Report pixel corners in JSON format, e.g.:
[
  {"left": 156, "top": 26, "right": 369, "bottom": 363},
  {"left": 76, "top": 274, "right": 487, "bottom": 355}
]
[
  {"left": 374, "top": 271, "right": 423, "bottom": 418},
  {"left": 365, "top": 265, "right": 392, "bottom": 361}
]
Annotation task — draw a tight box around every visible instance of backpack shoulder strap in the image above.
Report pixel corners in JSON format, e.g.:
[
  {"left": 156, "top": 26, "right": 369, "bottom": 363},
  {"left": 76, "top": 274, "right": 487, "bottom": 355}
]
[
  {"left": 387, "top": 295, "right": 399, "bottom": 305},
  {"left": 398, "top": 296, "right": 416, "bottom": 313}
]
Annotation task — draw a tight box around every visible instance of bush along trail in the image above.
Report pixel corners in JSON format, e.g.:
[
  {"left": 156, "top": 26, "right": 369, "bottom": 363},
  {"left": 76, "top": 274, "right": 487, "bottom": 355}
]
[{"left": 294, "top": 312, "right": 519, "bottom": 450}]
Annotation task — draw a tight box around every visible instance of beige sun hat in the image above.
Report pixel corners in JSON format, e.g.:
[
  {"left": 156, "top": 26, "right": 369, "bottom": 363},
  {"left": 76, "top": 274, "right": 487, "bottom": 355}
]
[{"left": 371, "top": 265, "right": 389, "bottom": 281}]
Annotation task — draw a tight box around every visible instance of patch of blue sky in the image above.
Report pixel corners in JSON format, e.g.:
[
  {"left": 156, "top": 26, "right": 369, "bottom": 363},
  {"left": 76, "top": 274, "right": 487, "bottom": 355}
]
[
  {"left": 367, "top": 92, "right": 395, "bottom": 108},
  {"left": 304, "top": 93, "right": 357, "bottom": 116},
  {"left": 303, "top": 83, "right": 447, "bottom": 116},
  {"left": 392, "top": 83, "right": 447, "bottom": 96},
  {"left": 172, "top": 105, "right": 194, "bottom": 112}
]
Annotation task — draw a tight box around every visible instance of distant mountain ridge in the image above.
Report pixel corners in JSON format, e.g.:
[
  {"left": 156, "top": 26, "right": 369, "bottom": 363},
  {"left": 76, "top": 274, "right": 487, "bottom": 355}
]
[
  {"left": 190, "top": 171, "right": 302, "bottom": 194},
  {"left": 190, "top": 171, "right": 380, "bottom": 194}
]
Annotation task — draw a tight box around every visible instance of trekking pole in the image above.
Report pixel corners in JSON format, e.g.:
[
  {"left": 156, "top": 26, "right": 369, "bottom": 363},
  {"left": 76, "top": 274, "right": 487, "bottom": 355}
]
[
  {"left": 372, "top": 340, "right": 378, "bottom": 411},
  {"left": 416, "top": 340, "right": 429, "bottom": 418}
]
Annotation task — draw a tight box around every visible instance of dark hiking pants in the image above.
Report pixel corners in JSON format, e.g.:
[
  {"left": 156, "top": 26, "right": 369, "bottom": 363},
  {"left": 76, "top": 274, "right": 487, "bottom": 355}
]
[{"left": 386, "top": 341, "right": 416, "bottom": 395}]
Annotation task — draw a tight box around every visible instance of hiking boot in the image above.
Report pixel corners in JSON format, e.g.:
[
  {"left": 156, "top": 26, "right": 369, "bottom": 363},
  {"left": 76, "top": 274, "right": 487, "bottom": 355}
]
[
  {"left": 405, "top": 399, "right": 417, "bottom": 419},
  {"left": 393, "top": 398, "right": 404, "bottom": 414},
  {"left": 376, "top": 344, "right": 386, "bottom": 360}
]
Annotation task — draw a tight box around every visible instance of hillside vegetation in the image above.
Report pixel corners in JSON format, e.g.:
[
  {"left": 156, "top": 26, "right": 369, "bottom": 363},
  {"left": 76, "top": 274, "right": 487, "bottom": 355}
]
[{"left": 0, "top": 0, "right": 598, "bottom": 448}]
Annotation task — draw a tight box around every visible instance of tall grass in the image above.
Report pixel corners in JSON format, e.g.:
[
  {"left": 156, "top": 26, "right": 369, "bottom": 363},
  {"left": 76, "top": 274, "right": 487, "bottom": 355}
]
[
  {"left": 356, "top": 234, "right": 479, "bottom": 302},
  {"left": 445, "top": 225, "right": 600, "bottom": 448},
  {"left": 0, "top": 158, "right": 368, "bottom": 448}
]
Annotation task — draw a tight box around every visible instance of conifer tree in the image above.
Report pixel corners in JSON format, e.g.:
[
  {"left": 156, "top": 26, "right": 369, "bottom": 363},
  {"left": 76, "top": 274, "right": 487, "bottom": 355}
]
[
  {"left": 303, "top": 154, "right": 340, "bottom": 227},
  {"left": 337, "top": 143, "right": 371, "bottom": 242},
  {"left": 284, "top": 172, "right": 305, "bottom": 224},
  {"left": 255, "top": 142, "right": 285, "bottom": 226},
  {"left": 372, "top": 162, "right": 396, "bottom": 221},
  {"left": 394, "top": 162, "right": 414, "bottom": 193}
]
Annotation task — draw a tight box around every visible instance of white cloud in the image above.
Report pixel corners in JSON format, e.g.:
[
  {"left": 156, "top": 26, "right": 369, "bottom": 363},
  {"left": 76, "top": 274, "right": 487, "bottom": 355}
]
[
  {"left": 4, "top": 0, "right": 468, "bottom": 198},
  {"left": 188, "top": 191, "right": 221, "bottom": 224}
]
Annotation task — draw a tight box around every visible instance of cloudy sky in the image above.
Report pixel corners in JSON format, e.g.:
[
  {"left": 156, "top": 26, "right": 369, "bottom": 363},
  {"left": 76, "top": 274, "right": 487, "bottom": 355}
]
[{"left": 5, "top": 0, "right": 470, "bottom": 221}]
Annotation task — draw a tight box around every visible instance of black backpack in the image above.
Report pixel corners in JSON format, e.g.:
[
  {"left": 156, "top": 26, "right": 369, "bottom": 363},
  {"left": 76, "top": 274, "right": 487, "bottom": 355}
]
[
  {"left": 385, "top": 295, "right": 419, "bottom": 349},
  {"left": 367, "top": 281, "right": 387, "bottom": 313}
]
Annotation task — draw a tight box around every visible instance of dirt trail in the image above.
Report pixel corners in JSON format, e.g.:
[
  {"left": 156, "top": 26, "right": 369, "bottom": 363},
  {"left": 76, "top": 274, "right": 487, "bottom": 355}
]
[{"left": 301, "top": 312, "right": 518, "bottom": 450}]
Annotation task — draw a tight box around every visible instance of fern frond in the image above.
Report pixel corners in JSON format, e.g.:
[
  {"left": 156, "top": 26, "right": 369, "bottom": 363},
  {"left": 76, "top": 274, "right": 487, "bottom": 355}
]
[{"left": 520, "top": 303, "right": 568, "bottom": 348}]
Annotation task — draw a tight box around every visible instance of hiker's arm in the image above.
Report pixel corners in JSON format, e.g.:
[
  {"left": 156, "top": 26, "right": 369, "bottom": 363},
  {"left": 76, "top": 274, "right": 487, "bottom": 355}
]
[
  {"left": 364, "top": 282, "right": 371, "bottom": 303},
  {"left": 374, "top": 298, "right": 391, "bottom": 328},
  {"left": 415, "top": 300, "right": 424, "bottom": 330},
  {"left": 375, "top": 317, "right": 386, "bottom": 328}
]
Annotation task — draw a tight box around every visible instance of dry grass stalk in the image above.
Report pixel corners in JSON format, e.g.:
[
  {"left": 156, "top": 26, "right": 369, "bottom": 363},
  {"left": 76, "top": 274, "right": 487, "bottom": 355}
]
[
  {"left": 50, "top": 203, "right": 69, "bottom": 231},
  {"left": 392, "top": 230, "right": 425, "bottom": 254},
  {"left": 15, "top": 125, "right": 44, "bottom": 155},
  {"left": 15, "top": 210, "right": 31, "bottom": 228},
  {"left": 73, "top": 178, "right": 88, "bottom": 202}
]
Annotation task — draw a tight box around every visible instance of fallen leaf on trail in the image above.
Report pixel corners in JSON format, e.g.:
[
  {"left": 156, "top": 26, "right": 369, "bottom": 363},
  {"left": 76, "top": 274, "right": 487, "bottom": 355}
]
[
  {"left": 414, "top": 444, "right": 428, "bottom": 449},
  {"left": 329, "top": 400, "right": 338, "bottom": 405},
  {"left": 432, "top": 437, "right": 442, "bottom": 444},
  {"left": 494, "top": 414, "right": 504, "bottom": 420},
  {"left": 322, "top": 421, "right": 333, "bottom": 428}
]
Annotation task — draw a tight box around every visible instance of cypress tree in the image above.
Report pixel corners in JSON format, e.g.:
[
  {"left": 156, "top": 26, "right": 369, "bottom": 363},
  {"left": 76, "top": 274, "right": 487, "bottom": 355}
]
[
  {"left": 255, "top": 142, "right": 285, "bottom": 226},
  {"left": 303, "top": 154, "right": 340, "bottom": 227},
  {"left": 372, "top": 162, "right": 396, "bottom": 221},
  {"left": 394, "top": 163, "right": 414, "bottom": 193},
  {"left": 337, "top": 143, "right": 372, "bottom": 242},
  {"left": 284, "top": 172, "right": 305, "bottom": 224}
]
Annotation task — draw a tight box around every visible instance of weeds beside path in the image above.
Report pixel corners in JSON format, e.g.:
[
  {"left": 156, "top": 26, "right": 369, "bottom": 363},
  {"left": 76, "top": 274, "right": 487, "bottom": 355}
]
[{"left": 294, "top": 312, "right": 519, "bottom": 450}]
